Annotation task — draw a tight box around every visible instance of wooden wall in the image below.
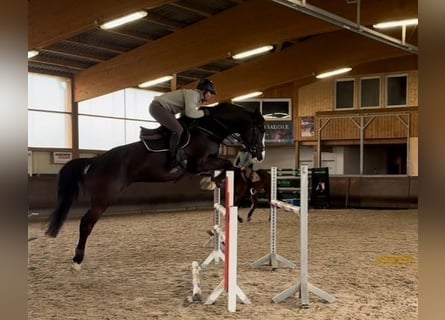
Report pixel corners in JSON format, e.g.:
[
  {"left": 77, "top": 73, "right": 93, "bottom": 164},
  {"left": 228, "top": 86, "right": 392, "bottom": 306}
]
[{"left": 262, "top": 70, "right": 418, "bottom": 143}]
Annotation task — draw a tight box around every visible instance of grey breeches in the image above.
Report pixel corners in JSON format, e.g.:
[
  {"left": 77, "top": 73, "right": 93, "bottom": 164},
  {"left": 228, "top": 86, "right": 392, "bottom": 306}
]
[{"left": 149, "top": 101, "right": 183, "bottom": 136}]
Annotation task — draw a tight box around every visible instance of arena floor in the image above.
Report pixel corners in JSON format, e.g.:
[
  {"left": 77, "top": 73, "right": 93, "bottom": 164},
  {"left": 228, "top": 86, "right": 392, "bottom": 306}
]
[{"left": 28, "top": 208, "right": 418, "bottom": 320}]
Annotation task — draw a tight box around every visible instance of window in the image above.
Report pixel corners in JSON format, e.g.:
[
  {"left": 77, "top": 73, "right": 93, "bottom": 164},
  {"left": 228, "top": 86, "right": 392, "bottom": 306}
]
[
  {"left": 262, "top": 99, "right": 292, "bottom": 120},
  {"left": 78, "top": 116, "right": 125, "bottom": 150},
  {"left": 386, "top": 74, "right": 407, "bottom": 107},
  {"left": 360, "top": 77, "right": 380, "bottom": 108},
  {"left": 235, "top": 98, "right": 291, "bottom": 120},
  {"left": 78, "top": 88, "right": 161, "bottom": 150},
  {"left": 335, "top": 79, "right": 354, "bottom": 109},
  {"left": 28, "top": 73, "right": 72, "bottom": 148},
  {"left": 28, "top": 111, "right": 72, "bottom": 148}
]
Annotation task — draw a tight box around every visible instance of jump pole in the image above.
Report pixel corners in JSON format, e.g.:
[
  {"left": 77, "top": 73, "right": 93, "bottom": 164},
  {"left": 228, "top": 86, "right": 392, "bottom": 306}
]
[
  {"left": 204, "top": 170, "right": 250, "bottom": 312},
  {"left": 251, "top": 166, "right": 296, "bottom": 270},
  {"left": 272, "top": 165, "right": 335, "bottom": 308},
  {"left": 201, "top": 170, "right": 225, "bottom": 268}
]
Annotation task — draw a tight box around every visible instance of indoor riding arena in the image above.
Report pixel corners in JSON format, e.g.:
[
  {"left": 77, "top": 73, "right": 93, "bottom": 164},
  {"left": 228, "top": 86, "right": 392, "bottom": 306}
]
[
  {"left": 28, "top": 1, "right": 419, "bottom": 319},
  {"left": 28, "top": 206, "right": 417, "bottom": 320}
]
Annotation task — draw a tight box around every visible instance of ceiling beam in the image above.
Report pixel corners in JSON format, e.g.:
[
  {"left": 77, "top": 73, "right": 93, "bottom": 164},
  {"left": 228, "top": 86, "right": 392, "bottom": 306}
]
[
  {"left": 203, "top": 30, "right": 414, "bottom": 102},
  {"left": 29, "top": 0, "right": 176, "bottom": 49},
  {"left": 73, "top": 0, "right": 417, "bottom": 101}
]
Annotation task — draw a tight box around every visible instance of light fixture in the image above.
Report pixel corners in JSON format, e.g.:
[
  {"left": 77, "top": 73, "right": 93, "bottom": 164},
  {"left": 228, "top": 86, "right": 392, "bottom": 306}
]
[
  {"left": 316, "top": 67, "right": 352, "bottom": 79},
  {"left": 232, "top": 91, "right": 263, "bottom": 102},
  {"left": 99, "top": 10, "right": 148, "bottom": 30},
  {"left": 28, "top": 50, "right": 39, "bottom": 59},
  {"left": 373, "top": 18, "right": 418, "bottom": 29},
  {"left": 138, "top": 75, "right": 173, "bottom": 88},
  {"left": 232, "top": 45, "right": 274, "bottom": 60}
]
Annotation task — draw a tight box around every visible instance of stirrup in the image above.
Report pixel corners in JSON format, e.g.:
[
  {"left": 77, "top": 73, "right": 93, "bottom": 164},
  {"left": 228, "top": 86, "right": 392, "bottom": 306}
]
[{"left": 250, "top": 188, "right": 256, "bottom": 195}]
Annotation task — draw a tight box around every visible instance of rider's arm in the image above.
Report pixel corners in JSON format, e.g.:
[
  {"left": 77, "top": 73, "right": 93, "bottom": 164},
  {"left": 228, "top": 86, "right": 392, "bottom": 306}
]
[
  {"left": 183, "top": 89, "right": 205, "bottom": 118},
  {"left": 234, "top": 153, "right": 241, "bottom": 167}
]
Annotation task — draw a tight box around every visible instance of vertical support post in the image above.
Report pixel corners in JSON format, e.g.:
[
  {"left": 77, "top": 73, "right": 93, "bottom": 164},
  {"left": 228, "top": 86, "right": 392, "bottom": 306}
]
[
  {"left": 205, "top": 171, "right": 250, "bottom": 311},
  {"left": 272, "top": 165, "right": 335, "bottom": 307},
  {"left": 300, "top": 165, "right": 309, "bottom": 306},
  {"left": 251, "top": 167, "right": 296, "bottom": 269},
  {"left": 359, "top": 116, "right": 364, "bottom": 175},
  {"left": 201, "top": 171, "right": 225, "bottom": 268}
]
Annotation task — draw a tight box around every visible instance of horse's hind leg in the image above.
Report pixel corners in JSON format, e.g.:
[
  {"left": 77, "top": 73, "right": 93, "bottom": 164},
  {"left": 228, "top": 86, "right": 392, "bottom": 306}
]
[{"left": 72, "top": 206, "right": 105, "bottom": 271}]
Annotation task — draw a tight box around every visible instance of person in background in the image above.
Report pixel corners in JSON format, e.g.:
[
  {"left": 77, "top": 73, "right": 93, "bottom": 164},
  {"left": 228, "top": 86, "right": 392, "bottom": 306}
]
[
  {"left": 234, "top": 146, "right": 255, "bottom": 192},
  {"left": 149, "top": 79, "right": 217, "bottom": 172},
  {"left": 234, "top": 146, "right": 253, "bottom": 172}
]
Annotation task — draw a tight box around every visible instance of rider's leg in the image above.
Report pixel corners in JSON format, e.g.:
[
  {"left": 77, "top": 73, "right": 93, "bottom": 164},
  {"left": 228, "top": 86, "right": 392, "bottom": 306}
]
[
  {"left": 149, "top": 102, "right": 185, "bottom": 169},
  {"left": 169, "top": 131, "right": 186, "bottom": 168}
]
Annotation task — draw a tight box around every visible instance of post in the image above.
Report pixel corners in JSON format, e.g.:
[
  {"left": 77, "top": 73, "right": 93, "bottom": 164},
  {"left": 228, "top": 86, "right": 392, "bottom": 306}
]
[
  {"left": 251, "top": 167, "right": 296, "bottom": 270},
  {"left": 272, "top": 165, "right": 335, "bottom": 307}
]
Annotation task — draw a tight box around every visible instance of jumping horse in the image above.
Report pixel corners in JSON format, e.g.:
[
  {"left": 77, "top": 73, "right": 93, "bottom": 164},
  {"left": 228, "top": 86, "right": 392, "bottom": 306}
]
[
  {"left": 46, "top": 102, "right": 265, "bottom": 270},
  {"left": 233, "top": 168, "right": 271, "bottom": 222}
]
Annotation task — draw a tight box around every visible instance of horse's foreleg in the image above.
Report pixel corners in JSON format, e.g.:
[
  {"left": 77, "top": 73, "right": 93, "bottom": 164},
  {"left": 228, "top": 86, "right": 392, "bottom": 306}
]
[
  {"left": 247, "top": 194, "right": 258, "bottom": 222},
  {"left": 72, "top": 207, "right": 105, "bottom": 271}
]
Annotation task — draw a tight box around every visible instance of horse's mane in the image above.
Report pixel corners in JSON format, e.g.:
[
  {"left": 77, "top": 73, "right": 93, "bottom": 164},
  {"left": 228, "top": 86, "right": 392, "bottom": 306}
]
[
  {"left": 209, "top": 102, "right": 264, "bottom": 122},
  {"left": 176, "top": 102, "right": 264, "bottom": 141},
  {"left": 213, "top": 102, "right": 259, "bottom": 114}
]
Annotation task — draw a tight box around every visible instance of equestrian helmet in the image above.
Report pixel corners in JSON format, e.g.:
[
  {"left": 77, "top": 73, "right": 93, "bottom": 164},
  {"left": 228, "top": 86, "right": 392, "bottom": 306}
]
[{"left": 196, "top": 79, "right": 217, "bottom": 95}]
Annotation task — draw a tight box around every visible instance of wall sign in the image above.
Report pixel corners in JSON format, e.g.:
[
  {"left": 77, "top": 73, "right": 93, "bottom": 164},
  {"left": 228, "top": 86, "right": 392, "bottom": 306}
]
[
  {"left": 301, "top": 116, "right": 315, "bottom": 137},
  {"left": 265, "top": 121, "right": 294, "bottom": 145},
  {"left": 53, "top": 152, "right": 72, "bottom": 164}
]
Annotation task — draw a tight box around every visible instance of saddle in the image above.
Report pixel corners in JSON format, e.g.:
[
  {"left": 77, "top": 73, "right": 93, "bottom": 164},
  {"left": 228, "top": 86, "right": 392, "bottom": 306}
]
[{"left": 139, "top": 125, "right": 190, "bottom": 152}]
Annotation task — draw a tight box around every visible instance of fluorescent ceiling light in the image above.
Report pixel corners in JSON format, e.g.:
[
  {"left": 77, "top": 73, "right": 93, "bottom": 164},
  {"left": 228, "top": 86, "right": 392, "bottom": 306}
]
[
  {"left": 28, "top": 50, "right": 39, "bottom": 59},
  {"left": 316, "top": 67, "right": 352, "bottom": 79},
  {"left": 373, "top": 18, "right": 418, "bottom": 29},
  {"left": 232, "top": 45, "right": 274, "bottom": 60},
  {"left": 232, "top": 91, "right": 263, "bottom": 102},
  {"left": 138, "top": 75, "right": 173, "bottom": 88},
  {"left": 100, "top": 11, "right": 147, "bottom": 30}
]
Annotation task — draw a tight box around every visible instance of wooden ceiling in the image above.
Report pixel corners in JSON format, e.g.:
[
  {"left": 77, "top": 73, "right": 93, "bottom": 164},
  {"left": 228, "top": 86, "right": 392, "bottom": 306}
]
[{"left": 28, "top": 0, "right": 418, "bottom": 103}]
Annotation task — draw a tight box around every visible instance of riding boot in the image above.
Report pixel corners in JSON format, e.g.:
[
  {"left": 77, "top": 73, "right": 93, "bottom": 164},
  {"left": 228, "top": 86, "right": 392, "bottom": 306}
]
[{"left": 168, "top": 132, "right": 186, "bottom": 171}]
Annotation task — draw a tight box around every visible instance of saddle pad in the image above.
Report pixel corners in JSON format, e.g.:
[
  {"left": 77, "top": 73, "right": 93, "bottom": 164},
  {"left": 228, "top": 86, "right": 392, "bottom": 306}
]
[{"left": 141, "top": 132, "right": 190, "bottom": 152}]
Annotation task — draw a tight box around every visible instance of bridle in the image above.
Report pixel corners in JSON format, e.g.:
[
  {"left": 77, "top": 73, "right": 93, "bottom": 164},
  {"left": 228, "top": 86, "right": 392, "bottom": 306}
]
[{"left": 245, "top": 126, "right": 264, "bottom": 157}]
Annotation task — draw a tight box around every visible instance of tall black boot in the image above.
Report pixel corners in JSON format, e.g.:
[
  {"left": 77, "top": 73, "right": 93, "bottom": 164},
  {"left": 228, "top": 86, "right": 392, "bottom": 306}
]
[{"left": 168, "top": 132, "right": 180, "bottom": 170}]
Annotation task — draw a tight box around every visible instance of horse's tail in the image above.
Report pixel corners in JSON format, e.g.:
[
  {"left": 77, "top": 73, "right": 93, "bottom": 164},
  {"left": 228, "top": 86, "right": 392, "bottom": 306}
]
[{"left": 45, "top": 158, "right": 93, "bottom": 237}]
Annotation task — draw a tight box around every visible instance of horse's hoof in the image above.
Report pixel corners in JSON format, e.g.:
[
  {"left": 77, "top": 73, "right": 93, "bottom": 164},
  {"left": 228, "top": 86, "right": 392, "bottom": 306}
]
[
  {"left": 238, "top": 217, "right": 243, "bottom": 223},
  {"left": 71, "top": 262, "right": 82, "bottom": 272}
]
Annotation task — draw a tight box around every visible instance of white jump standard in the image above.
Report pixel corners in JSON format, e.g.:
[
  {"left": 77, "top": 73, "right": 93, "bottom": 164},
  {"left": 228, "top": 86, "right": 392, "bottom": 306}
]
[
  {"left": 202, "top": 171, "right": 251, "bottom": 312},
  {"left": 201, "top": 171, "right": 225, "bottom": 268},
  {"left": 251, "top": 167, "right": 296, "bottom": 270},
  {"left": 271, "top": 165, "right": 335, "bottom": 308}
]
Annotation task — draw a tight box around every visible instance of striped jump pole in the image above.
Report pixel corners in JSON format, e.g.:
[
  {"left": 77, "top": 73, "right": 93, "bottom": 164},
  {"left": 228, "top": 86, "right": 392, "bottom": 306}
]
[
  {"left": 191, "top": 261, "right": 202, "bottom": 302},
  {"left": 272, "top": 165, "right": 335, "bottom": 308},
  {"left": 204, "top": 170, "right": 251, "bottom": 312}
]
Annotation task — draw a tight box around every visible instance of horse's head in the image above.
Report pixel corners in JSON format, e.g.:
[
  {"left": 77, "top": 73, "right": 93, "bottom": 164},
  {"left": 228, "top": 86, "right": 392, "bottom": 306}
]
[
  {"left": 243, "top": 112, "right": 265, "bottom": 162},
  {"left": 209, "top": 103, "right": 266, "bottom": 162}
]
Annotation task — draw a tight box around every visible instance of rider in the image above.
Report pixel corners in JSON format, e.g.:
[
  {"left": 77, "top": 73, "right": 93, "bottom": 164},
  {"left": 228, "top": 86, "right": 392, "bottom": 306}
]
[{"left": 149, "top": 79, "right": 217, "bottom": 171}]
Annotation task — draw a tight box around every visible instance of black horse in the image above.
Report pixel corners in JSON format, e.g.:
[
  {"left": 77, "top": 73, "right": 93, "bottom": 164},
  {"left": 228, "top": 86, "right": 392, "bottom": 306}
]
[
  {"left": 46, "top": 102, "right": 265, "bottom": 270},
  {"left": 233, "top": 168, "right": 271, "bottom": 222}
]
